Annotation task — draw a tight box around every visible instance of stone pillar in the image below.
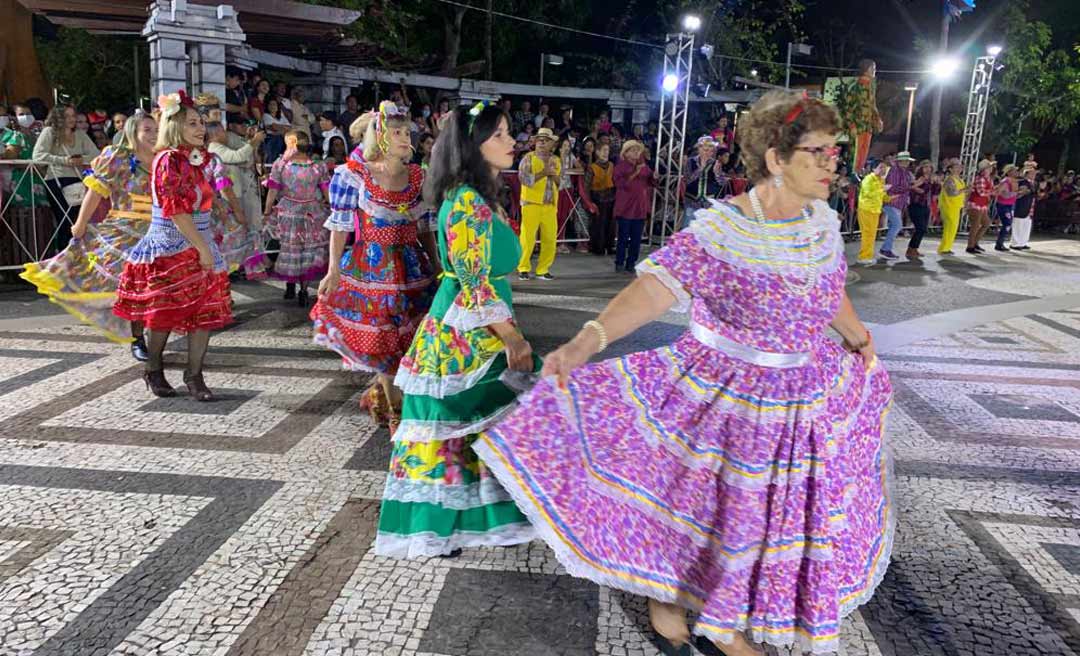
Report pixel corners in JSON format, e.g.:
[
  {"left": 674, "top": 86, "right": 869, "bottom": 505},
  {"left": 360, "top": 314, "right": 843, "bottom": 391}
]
[
  {"left": 143, "top": 0, "right": 245, "bottom": 106},
  {"left": 294, "top": 63, "right": 361, "bottom": 116}
]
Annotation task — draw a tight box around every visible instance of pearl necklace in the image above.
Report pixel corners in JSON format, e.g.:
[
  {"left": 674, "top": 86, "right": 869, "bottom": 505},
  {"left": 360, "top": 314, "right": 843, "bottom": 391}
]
[{"left": 747, "top": 187, "right": 820, "bottom": 296}]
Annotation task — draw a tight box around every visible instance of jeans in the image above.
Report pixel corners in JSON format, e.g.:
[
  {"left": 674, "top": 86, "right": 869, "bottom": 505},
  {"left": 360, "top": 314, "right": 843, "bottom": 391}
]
[
  {"left": 908, "top": 204, "right": 929, "bottom": 250},
  {"left": 995, "top": 203, "right": 1014, "bottom": 248},
  {"left": 588, "top": 194, "right": 615, "bottom": 255},
  {"left": 881, "top": 205, "right": 903, "bottom": 254},
  {"left": 614, "top": 217, "right": 645, "bottom": 270}
]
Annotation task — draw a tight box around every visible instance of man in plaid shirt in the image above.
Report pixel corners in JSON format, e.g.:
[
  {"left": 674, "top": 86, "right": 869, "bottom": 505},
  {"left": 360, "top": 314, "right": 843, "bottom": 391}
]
[{"left": 880, "top": 151, "right": 914, "bottom": 260}]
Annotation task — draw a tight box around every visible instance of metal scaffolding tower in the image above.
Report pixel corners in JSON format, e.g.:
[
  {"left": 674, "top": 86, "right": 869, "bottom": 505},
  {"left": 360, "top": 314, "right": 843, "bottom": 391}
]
[
  {"left": 648, "top": 30, "right": 695, "bottom": 246},
  {"left": 958, "top": 54, "right": 998, "bottom": 188}
]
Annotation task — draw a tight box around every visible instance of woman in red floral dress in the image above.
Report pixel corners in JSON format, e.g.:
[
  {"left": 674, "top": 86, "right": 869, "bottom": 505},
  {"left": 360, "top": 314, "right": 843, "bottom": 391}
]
[
  {"left": 113, "top": 91, "right": 233, "bottom": 401},
  {"left": 310, "top": 101, "right": 439, "bottom": 429}
]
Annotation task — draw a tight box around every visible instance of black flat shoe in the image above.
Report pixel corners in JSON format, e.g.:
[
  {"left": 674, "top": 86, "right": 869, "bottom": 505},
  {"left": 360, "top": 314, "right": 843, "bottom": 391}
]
[
  {"left": 143, "top": 370, "right": 176, "bottom": 398},
  {"left": 297, "top": 288, "right": 309, "bottom": 307},
  {"left": 130, "top": 336, "right": 149, "bottom": 362},
  {"left": 283, "top": 282, "right": 296, "bottom": 300},
  {"left": 183, "top": 372, "right": 214, "bottom": 402},
  {"left": 653, "top": 635, "right": 692, "bottom": 656},
  {"left": 438, "top": 549, "right": 463, "bottom": 559}
]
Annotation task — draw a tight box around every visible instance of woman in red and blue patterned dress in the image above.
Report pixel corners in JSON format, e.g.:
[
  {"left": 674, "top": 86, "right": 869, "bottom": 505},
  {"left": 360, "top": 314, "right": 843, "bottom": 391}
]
[
  {"left": 310, "top": 101, "right": 439, "bottom": 429},
  {"left": 113, "top": 92, "right": 233, "bottom": 401}
]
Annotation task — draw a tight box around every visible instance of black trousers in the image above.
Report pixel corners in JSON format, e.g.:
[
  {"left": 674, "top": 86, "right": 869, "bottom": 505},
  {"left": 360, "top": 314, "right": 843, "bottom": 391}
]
[
  {"left": 614, "top": 217, "right": 645, "bottom": 270},
  {"left": 44, "top": 177, "right": 79, "bottom": 252},
  {"left": 589, "top": 196, "right": 615, "bottom": 255},
  {"left": 907, "top": 204, "right": 929, "bottom": 250}
]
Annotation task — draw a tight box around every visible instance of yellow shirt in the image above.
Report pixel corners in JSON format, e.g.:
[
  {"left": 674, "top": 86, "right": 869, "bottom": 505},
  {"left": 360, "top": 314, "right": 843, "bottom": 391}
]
[
  {"left": 519, "top": 152, "right": 560, "bottom": 206},
  {"left": 858, "top": 172, "right": 889, "bottom": 214}
]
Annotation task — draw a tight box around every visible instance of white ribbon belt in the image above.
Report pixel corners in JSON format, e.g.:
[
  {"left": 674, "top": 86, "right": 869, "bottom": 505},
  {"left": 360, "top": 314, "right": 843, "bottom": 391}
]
[{"left": 690, "top": 321, "right": 811, "bottom": 369}]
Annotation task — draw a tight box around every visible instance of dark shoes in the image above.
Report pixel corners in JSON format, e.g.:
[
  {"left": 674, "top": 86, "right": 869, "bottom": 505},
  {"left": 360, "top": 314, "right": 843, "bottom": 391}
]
[
  {"left": 184, "top": 372, "right": 214, "bottom": 402},
  {"left": 297, "top": 288, "right": 309, "bottom": 307},
  {"left": 966, "top": 247, "right": 980, "bottom": 254},
  {"left": 143, "top": 370, "right": 176, "bottom": 397},
  {"left": 283, "top": 282, "right": 296, "bottom": 300},
  {"left": 537, "top": 273, "right": 555, "bottom": 281},
  {"left": 518, "top": 272, "right": 530, "bottom": 281},
  {"left": 994, "top": 245, "right": 1009, "bottom": 252},
  {"left": 131, "top": 336, "right": 149, "bottom": 362}
]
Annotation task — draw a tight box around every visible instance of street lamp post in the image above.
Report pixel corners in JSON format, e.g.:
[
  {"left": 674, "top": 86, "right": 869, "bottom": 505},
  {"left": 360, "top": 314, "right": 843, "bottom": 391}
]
[
  {"left": 539, "top": 53, "right": 563, "bottom": 87},
  {"left": 903, "top": 84, "right": 918, "bottom": 152},
  {"left": 785, "top": 42, "right": 813, "bottom": 89}
]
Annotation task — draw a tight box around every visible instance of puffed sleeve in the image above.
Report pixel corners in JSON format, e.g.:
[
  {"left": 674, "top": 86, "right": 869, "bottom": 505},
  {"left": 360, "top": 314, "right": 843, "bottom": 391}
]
[
  {"left": 265, "top": 159, "right": 286, "bottom": 190},
  {"left": 414, "top": 168, "right": 435, "bottom": 233},
  {"left": 154, "top": 150, "right": 198, "bottom": 218},
  {"left": 319, "top": 161, "right": 332, "bottom": 194},
  {"left": 440, "top": 187, "right": 513, "bottom": 332},
  {"left": 83, "top": 145, "right": 127, "bottom": 199},
  {"left": 323, "top": 165, "right": 359, "bottom": 232}
]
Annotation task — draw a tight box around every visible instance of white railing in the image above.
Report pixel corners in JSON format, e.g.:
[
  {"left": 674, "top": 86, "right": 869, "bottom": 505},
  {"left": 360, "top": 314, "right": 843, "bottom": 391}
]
[{"left": 0, "top": 159, "right": 72, "bottom": 271}]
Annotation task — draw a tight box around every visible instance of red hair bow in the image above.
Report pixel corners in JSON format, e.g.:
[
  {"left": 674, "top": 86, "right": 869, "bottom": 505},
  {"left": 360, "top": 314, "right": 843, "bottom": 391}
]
[{"left": 784, "top": 90, "right": 810, "bottom": 125}]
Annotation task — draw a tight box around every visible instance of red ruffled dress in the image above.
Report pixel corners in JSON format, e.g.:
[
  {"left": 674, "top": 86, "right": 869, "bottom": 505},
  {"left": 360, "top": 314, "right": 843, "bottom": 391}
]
[
  {"left": 113, "top": 147, "right": 233, "bottom": 333},
  {"left": 309, "top": 150, "right": 436, "bottom": 374}
]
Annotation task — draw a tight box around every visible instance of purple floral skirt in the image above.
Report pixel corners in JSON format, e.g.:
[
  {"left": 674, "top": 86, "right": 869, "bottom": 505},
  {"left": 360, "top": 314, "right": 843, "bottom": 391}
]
[{"left": 477, "top": 333, "right": 894, "bottom": 654}]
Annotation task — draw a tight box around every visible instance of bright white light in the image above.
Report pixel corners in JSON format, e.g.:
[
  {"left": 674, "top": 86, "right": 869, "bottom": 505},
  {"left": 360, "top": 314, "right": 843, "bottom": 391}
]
[
  {"left": 930, "top": 57, "right": 961, "bottom": 80},
  {"left": 662, "top": 74, "right": 679, "bottom": 92},
  {"left": 750, "top": 69, "right": 759, "bottom": 77},
  {"left": 987, "top": 45, "right": 1003, "bottom": 56},
  {"left": 682, "top": 15, "right": 701, "bottom": 32},
  {"left": 904, "top": 85, "right": 918, "bottom": 91}
]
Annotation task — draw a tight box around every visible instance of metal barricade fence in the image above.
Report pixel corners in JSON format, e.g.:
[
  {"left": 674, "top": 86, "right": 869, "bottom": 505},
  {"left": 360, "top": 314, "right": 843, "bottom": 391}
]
[
  {"left": 500, "top": 169, "right": 590, "bottom": 245},
  {"left": 0, "top": 159, "right": 74, "bottom": 271}
]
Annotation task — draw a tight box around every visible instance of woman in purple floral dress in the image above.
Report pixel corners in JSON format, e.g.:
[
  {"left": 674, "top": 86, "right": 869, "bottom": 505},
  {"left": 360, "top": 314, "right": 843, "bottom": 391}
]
[{"left": 477, "top": 91, "right": 893, "bottom": 656}]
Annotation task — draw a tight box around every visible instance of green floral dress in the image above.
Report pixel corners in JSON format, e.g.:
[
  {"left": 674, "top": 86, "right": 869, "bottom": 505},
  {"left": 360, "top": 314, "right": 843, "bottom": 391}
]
[{"left": 375, "top": 185, "right": 540, "bottom": 558}]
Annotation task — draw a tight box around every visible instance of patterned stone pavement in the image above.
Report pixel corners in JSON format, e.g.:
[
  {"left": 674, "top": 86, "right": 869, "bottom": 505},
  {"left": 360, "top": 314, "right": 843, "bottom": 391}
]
[{"left": 1, "top": 235, "right": 1080, "bottom": 656}]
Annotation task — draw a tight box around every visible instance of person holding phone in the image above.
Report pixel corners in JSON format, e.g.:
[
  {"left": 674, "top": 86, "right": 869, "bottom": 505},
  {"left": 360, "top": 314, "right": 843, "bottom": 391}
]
[{"left": 32, "top": 103, "right": 100, "bottom": 250}]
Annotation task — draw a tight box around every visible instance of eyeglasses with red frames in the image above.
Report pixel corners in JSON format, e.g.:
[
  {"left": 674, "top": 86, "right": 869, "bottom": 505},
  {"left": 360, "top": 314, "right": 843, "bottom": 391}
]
[{"left": 793, "top": 145, "right": 841, "bottom": 166}]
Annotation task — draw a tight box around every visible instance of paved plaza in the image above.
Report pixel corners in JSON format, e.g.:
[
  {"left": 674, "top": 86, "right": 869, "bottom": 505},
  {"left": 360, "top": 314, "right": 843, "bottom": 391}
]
[{"left": 1, "top": 235, "right": 1080, "bottom": 656}]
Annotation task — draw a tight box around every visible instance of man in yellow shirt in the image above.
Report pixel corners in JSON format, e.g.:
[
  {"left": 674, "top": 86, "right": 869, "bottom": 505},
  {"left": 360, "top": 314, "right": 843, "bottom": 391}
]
[
  {"left": 856, "top": 160, "right": 891, "bottom": 264},
  {"left": 517, "top": 127, "right": 560, "bottom": 280}
]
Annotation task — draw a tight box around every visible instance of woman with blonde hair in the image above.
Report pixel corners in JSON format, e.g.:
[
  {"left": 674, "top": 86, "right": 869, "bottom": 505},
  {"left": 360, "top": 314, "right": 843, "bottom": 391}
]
[
  {"left": 480, "top": 90, "right": 893, "bottom": 656},
  {"left": 937, "top": 159, "right": 966, "bottom": 255},
  {"left": 113, "top": 91, "right": 233, "bottom": 401},
  {"left": 310, "top": 101, "right": 439, "bottom": 430},
  {"left": 263, "top": 128, "right": 331, "bottom": 304},
  {"left": 22, "top": 112, "right": 157, "bottom": 359}
]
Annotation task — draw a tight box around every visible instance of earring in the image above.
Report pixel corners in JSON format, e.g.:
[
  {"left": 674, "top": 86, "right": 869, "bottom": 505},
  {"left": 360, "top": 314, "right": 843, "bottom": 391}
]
[{"left": 773, "top": 175, "right": 783, "bottom": 188}]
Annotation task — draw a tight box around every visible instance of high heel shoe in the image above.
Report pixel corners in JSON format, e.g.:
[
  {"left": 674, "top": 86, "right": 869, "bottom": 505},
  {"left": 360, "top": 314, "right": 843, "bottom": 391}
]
[
  {"left": 183, "top": 372, "right": 214, "bottom": 402},
  {"left": 358, "top": 385, "right": 388, "bottom": 425},
  {"left": 143, "top": 370, "right": 176, "bottom": 398}
]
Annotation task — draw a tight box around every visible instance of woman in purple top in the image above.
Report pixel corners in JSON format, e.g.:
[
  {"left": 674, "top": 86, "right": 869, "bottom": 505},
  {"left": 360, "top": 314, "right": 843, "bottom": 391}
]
[
  {"left": 478, "top": 91, "right": 892, "bottom": 656},
  {"left": 612, "top": 140, "right": 654, "bottom": 273}
]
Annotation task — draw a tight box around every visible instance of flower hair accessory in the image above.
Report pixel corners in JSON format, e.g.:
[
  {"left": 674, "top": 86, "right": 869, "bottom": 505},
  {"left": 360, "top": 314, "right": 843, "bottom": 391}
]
[
  {"left": 188, "top": 149, "right": 206, "bottom": 167},
  {"left": 468, "top": 100, "right": 490, "bottom": 135},
  {"left": 157, "top": 89, "right": 195, "bottom": 119},
  {"left": 783, "top": 90, "right": 811, "bottom": 125}
]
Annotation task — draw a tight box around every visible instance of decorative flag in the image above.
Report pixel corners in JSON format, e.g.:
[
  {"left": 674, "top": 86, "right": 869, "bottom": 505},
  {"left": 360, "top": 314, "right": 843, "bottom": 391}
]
[{"left": 945, "top": 0, "right": 975, "bottom": 18}]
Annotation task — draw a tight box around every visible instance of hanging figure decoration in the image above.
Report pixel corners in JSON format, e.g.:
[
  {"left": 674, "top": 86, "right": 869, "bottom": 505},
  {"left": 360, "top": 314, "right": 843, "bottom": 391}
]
[{"left": 851, "top": 59, "right": 883, "bottom": 172}]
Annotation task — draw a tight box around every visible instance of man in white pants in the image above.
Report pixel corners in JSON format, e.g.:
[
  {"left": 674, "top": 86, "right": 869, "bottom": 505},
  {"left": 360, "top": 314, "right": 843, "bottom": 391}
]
[{"left": 1011, "top": 167, "right": 1036, "bottom": 251}]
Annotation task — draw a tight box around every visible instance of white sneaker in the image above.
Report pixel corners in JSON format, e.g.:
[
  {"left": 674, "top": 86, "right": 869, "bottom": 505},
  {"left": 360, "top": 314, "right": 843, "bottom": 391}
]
[{"left": 855, "top": 258, "right": 875, "bottom": 265}]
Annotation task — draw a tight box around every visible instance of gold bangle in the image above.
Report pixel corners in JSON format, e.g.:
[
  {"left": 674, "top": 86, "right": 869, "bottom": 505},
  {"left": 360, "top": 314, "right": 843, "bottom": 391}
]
[{"left": 583, "top": 320, "right": 608, "bottom": 353}]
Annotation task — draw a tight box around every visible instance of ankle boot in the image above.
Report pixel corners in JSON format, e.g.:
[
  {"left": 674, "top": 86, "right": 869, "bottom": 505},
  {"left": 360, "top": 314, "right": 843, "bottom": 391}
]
[
  {"left": 143, "top": 369, "right": 176, "bottom": 398},
  {"left": 184, "top": 372, "right": 214, "bottom": 402}
]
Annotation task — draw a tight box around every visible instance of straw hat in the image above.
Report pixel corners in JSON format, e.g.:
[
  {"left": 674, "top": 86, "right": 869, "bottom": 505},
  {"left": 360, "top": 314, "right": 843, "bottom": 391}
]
[
  {"left": 534, "top": 127, "right": 556, "bottom": 141},
  {"left": 977, "top": 159, "right": 993, "bottom": 171},
  {"left": 1002, "top": 163, "right": 1017, "bottom": 175},
  {"left": 621, "top": 139, "right": 645, "bottom": 157},
  {"left": 895, "top": 151, "right": 915, "bottom": 162}
]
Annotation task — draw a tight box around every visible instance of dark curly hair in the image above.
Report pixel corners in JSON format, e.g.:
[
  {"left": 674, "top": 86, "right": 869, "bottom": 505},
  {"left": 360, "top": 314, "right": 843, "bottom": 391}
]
[
  {"left": 737, "top": 90, "right": 841, "bottom": 182},
  {"left": 423, "top": 104, "right": 510, "bottom": 208}
]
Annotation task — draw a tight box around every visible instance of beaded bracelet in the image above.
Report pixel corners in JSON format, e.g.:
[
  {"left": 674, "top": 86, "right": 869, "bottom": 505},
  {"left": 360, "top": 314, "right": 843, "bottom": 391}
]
[{"left": 583, "top": 320, "right": 609, "bottom": 353}]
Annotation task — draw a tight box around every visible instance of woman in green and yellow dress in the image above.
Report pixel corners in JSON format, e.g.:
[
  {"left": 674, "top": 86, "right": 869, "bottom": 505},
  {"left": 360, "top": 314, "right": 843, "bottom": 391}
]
[{"left": 374, "top": 103, "right": 540, "bottom": 558}]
